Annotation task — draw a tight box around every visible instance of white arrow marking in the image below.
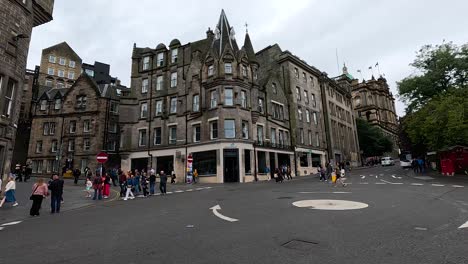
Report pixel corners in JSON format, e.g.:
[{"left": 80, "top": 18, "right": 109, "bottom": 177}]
[
  {"left": 459, "top": 221, "right": 468, "bottom": 229},
  {"left": 360, "top": 175, "right": 366, "bottom": 179},
  {"left": 209, "top": 205, "right": 238, "bottom": 222},
  {"left": 391, "top": 175, "right": 397, "bottom": 179},
  {"left": 1, "top": 221, "right": 22, "bottom": 226},
  {"left": 432, "top": 184, "right": 445, "bottom": 187},
  {"left": 411, "top": 183, "right": 424, "bottom": 186},
  {"left": 452, "top": 185, "right": 464, "bottom": 188}
]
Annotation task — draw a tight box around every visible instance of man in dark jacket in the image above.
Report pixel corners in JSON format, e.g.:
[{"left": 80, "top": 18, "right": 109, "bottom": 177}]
[
  {"left": 48, "top": 174, "right": 64, "bottom": 213},
  {"left": 159, "top": 170, "right": 167, "bottom": 195},
  {"left": 72, "top": 168, "right": 81, "bottom": 185}
]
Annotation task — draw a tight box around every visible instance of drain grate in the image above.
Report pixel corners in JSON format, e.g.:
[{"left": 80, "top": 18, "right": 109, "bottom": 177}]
[
  {"left": 277, "top": 196, "right": 293, "bottom": 199},
  {"left": 282, "top": 239, "right": 318, "bottom": 251}
]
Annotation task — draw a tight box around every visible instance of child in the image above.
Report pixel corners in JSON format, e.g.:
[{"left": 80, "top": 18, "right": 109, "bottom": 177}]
[{"left": 85, "top": 177, "right": 92, "bottom": 198}]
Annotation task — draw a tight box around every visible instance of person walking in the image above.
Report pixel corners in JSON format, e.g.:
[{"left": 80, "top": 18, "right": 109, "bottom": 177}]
[
  {"left": 109, "top": 168, "right": 118, "bottom": 187},
  {"left": 124, "top": 172, "right": 135, "bottom": 201},
  {"left": 192, "top": 169, "right": 198, "bottom": 184},
  {"left": 286, "top": 165, "right": 292, "bottom": 180},
  {"left": 319, "top": 165, "right": 327, "bottom": 181},
  {"left": 92, "top": 174, "right": 103, "bottom": 200},
  {"left": 333, "top": 168, "right": 346, "bottom": 187},
  {"left": 159, "top": 170, "right": 167, "bottom": 195},
  {"left": 326, "top": 162, "right": 333, "bottom": 181},
  {"left": 85, "top": 177, "right": 92, "bottom": 198},
  {"left": 134, "top": 170, "right": 141, "bottom": 196},
  {"left": 0, "top": 176, "right": 18, "bottom": 208},
  {"left": 103, "top": 173, "right": 111, "bottom": 199},
  {"left": 171, "top": 171, "right": 176, "bottom": 184},
  {"left": 119, "top": 170, "right": 127, "bottom": 197},
  {"left": 48, "top": 175, "right": 64, "bottom": 213},
  {"left": 29, "top": 178, "right": 48, "bottom": 216},
  {"left": 141, "top": 172, "right": 149, "bottom": 197},
  {"left": 149, "top": 170, "right": 156, "bottom": 195},
  {"left": 14, "top": 163, "right": 22, "bottom": 182},
  {"left": 72, "top": 168, "right": 81, "bottom": 185}
]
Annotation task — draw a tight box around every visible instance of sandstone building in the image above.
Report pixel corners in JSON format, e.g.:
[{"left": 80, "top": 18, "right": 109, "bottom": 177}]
[
  {"left": 351, "top": 76, "right": 399, "bottom": 157},
  {"left": 119, "top": 10, "right": 361, "bottom": 183},
  {"left": 0, "top": 0, "right": 54, "bottom": 180}
]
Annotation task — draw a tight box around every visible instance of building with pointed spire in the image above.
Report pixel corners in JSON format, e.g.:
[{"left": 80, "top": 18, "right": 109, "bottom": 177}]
[
  {"left": 120, "top": 10, "right": 295, "bottom": 182},
  {"left": 119, "top": 10, "right": 361, "bottom": 182}
]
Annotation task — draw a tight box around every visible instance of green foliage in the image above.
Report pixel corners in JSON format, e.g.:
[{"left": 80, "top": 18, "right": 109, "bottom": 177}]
[
  {"left": 402, "top": 87, "right": 468, "bottom": 150},
  {"left": 356, "top": 119, "right": 393, "bottom": 157},
  {"left": 397, "top": 42, "right": 468, "bottom": 113}
]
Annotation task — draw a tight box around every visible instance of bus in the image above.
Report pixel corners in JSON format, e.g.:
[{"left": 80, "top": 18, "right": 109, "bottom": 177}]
[{"left": 399, "top": 151, "right": 412, "bottom": 168}]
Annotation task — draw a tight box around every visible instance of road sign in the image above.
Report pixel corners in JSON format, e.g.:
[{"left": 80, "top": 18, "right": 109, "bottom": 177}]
[
  {"left": 96, "top": 152, "right": 109, "bottom": 163},
  {"left": 187, "top": 154, "right": 193, "bottom": 163}
]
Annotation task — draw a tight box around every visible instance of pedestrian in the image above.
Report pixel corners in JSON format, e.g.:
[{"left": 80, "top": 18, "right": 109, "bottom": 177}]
[
  {"left": 192, "top": 169, "right": 198, "bottom": 184},
  {"left": 110, "top": 168, "right": 118, "bottom": 187},
  {"left": 141, "top": 172, "right": 149, "bottom": 197},
  {"left": 149, "top": 170, "right": 156, "bottom": 195},
  {"left": 119, "top": 170, "right": 127, "bottom": 197},
  {"left": 171, "top": 170, "right": 176, "bottom": 184},
  {"left": 48, "top": 174, "right": 64, "bottom": 213},
  {"left": 29, "top": 178, "right": 48, "bottom": 216},
  {"left": 73, "top": 168, "right": 81, "bottom": 185},
  {"left": 134, "top": 169, "right": 141, "bottom": 196},
  {"left": 319, "top": 165, "right": 327, "bottom": 181},
  {"left": 102, "top": 173, "right": 111, "bottom": 199},
  {"left": 85, "top": 177, "right": 92, "bottom": 198},
  {"left": 326, "top": 162, "right": 333, "bottom": 181},
  {"left": 286, "top": 165, "right": 292, "bottom": 180},
  {"left": 159, "top": 170, "right": 167, "bottom": 194},
  {"left": 0, "top": 176, "right": 18, "bottom": 208},
  {"left": 25, "top": 164, "right": 32, "bottom": 182},
  {"left": 124, "top": 172, "right": 135, "bottom": 201},
  {"left": 92, "top": 174, "right": 103, "bottom": 200},
  {"left": 275, "top": 168, "right": 284, "bottom": 183},
  {"left": 334, "top": 168, "right": 346, "bottom": 187},
  {"left": 14, "top": 163, "right": 22, "bottom": 182}
]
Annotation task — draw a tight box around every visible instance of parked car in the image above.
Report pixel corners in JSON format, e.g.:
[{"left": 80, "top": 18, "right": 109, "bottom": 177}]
[
  {"left": 381, "top": 157, "right": 395, "bottom": 166},
  {"left": 400, "top": 159, "right": 412, "bottom": 168}
]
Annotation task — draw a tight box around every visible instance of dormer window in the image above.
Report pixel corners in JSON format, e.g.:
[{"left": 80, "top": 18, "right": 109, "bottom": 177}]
[
  {"left": 143, "top": 56, "right": 150, "bottom": 70},
  {"left": 208, "top": 65, "right": 214, "bottom": 76},
  {"left": 171, "top": 49, "right": 178, "bottom": 63},
  {"left": 54, "top": 99, "right": 61, "bottom": 110},
  {"left": 76, "top": 95, "right": 87, "bottom": 109},
  {"left": 157, "top": 53, "right": 164, "bottom": 67},
  {"left": 224, "top": 63, "right": 232, "bottom": 74},
  {"left": 40, "top": 100, "right": 47, "bottom": 111}
]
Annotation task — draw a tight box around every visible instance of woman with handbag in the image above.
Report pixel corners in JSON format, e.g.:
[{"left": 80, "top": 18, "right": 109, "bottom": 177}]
[{"left": 29, "top": 178, "right": 48, "bottom": 216}]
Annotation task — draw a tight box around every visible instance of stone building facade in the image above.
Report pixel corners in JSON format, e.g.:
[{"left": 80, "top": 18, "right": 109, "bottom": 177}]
[
  {"left": 27, "top": 74, "right": 123, "bottom": 176},
  {"left": 0, "top": 0, "right": 54, "bottom": 180},
  {"left": 120, "top": 10, "right": 296, "bottom": 183},
  {"left": 38, "top": 41, "right": 82, "bottom": 88},
  {"left": 256, "top": 45, "right": 328, "bottom": 176},
  {"left": 120, "top": 10, "right": 361, "bottom": 182},
  {"left": 351, "top": 76, "right": 399, "bottom": 157},
  {"left": 322, "top": 66, "right": 360, "bottom": 166}
]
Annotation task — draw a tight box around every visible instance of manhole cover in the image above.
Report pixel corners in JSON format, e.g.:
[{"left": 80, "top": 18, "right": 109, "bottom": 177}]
[
  {"left": 282, "top": 239, "right": 318, "bottom": 251},
  {"left": 277, "top": 196, "right": 293, "bottom": 199}
]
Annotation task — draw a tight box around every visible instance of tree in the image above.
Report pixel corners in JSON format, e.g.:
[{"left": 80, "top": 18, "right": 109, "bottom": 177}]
[
  {"left": 402, "top": 87, "right": 468, "bottom": 151},
  {"left": 356, "top": 118, "right": 393, "bottom": 157},
  {"left": 397, "top": 42, "right": 468, "bottom": 113}
]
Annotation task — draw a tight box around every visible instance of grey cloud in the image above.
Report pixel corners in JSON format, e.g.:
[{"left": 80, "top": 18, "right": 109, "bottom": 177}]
[{"left": 27, "top": 0, "right": 468, "bottom": 116}]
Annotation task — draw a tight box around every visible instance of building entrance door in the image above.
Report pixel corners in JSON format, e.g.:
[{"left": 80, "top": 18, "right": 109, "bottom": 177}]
[
  {"left": 223, "top": 149, "right": 239, "bottom": 183},
  {"left": 269, "top": 152, "right": 276, "bottom": 179}
]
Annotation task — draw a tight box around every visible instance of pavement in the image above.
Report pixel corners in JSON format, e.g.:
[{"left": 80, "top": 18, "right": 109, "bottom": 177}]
[{"left": 0, "top": 166, "right": 467, "bottom": 264}]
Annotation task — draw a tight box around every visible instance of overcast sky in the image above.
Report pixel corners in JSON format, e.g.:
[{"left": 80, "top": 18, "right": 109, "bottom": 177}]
[{"left": 27, "top": 0, "right": 468, "bottom": 116}]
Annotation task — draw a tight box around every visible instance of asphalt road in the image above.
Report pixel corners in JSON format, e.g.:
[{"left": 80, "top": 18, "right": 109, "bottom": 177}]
[{"left": 0, "top": 166, "right": 467, "bottom": 264}]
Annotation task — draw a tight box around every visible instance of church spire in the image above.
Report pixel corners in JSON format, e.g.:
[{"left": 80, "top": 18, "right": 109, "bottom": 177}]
[
  {"left": 243, "top": 31, "right": 258, "bottom": 64},
  {"left": 213, "top": 9, "right": 238, "bottom": 56}
]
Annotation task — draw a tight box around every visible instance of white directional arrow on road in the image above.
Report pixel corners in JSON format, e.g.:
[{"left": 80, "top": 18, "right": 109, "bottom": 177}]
[
  {"left": 459, "top": 221, "right": 468, "bottom": 229},
  {"left": 209, "top": 205, "right": 239, "bottom": 222}
]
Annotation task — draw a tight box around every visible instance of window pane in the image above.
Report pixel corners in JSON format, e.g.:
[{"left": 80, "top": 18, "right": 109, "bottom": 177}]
[
  {"left": 225, "top": 88, "right": 233, "bottom": 106},
  {"left": 224, "top": 120, "right": 235, "bottom": 138}
]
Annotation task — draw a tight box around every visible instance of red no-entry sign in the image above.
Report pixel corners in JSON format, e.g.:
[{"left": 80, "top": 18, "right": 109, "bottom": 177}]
[
  {"left": 187, "top": 154, "right": 193, "bottom": 163},
  {"left": 96, "top": 152, "right": 109, "bottom": 163}
]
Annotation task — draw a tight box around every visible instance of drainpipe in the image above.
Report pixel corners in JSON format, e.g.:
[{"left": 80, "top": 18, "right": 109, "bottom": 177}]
[{"left": 147, "top": 55, "right": 155, "bottom": 170}]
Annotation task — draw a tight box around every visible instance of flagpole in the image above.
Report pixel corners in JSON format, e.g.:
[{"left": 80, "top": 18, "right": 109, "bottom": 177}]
[
  {"left": 335, "top": 48, "right": 340, "bottom": 75},
  {"left": 375, "top": 62, "right": 381, "bottom": 76}
]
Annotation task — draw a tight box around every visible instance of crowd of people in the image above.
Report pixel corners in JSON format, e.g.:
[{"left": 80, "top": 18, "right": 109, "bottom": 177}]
[{"left": 317, "top": 161, "right": 347, "bottom": 187}]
